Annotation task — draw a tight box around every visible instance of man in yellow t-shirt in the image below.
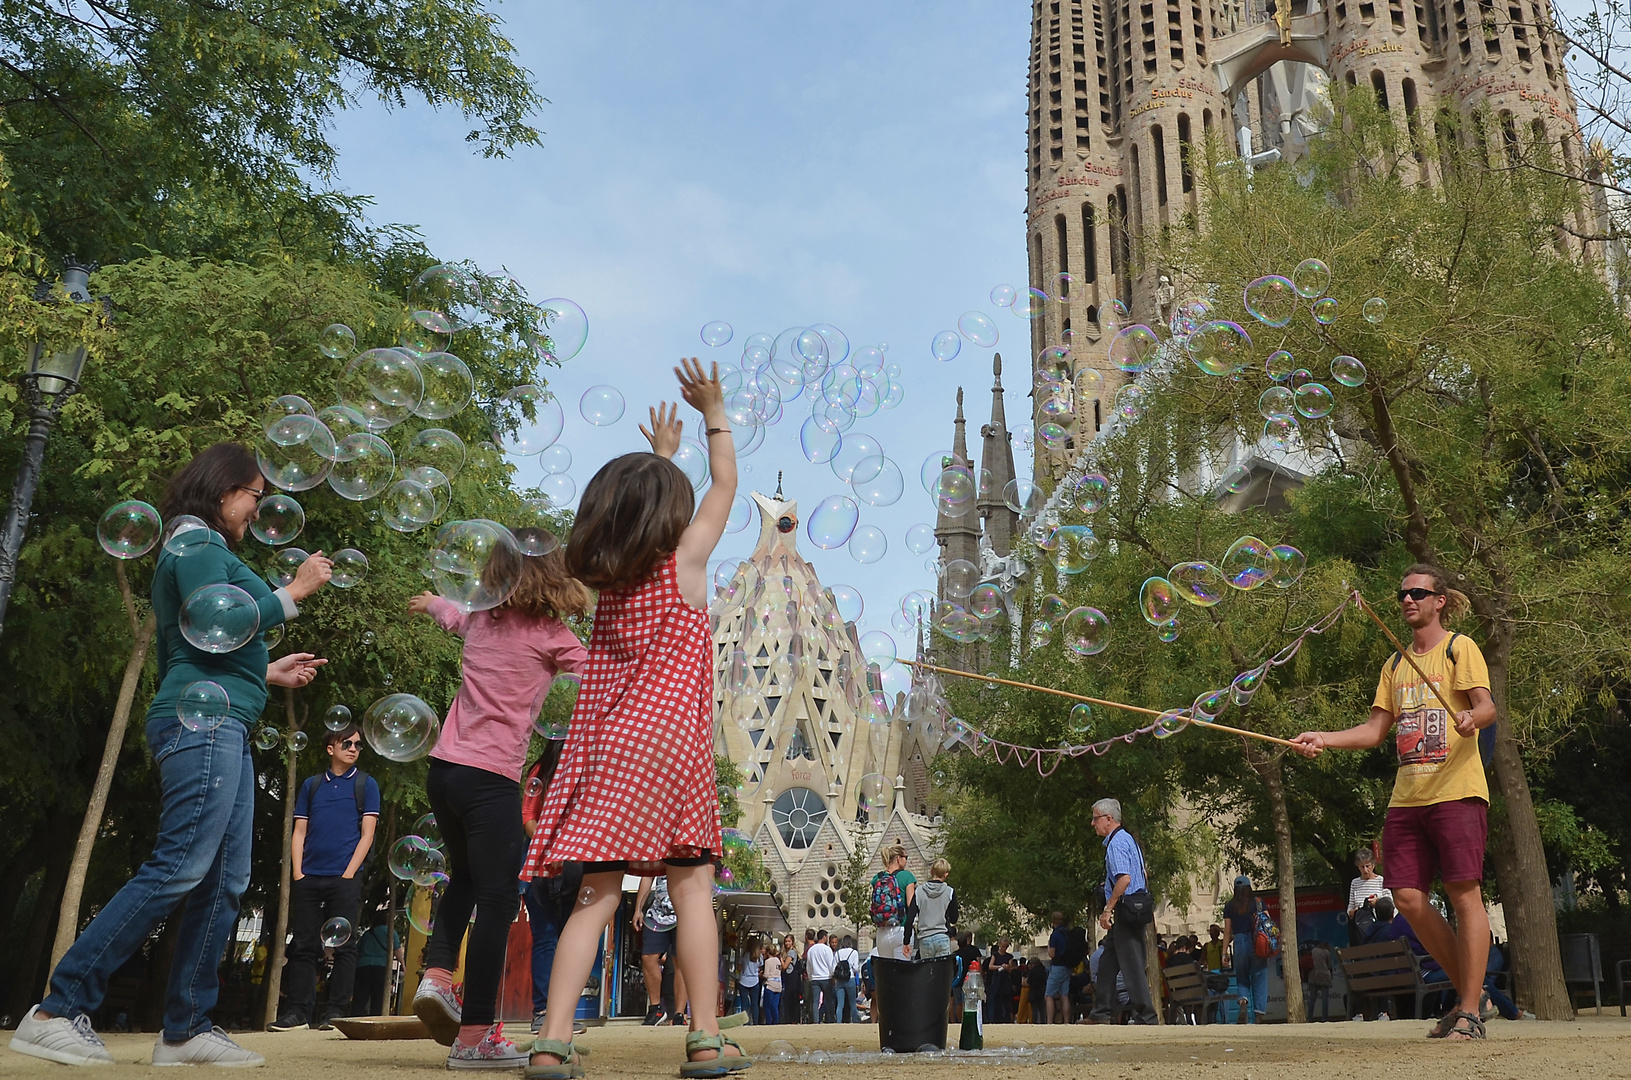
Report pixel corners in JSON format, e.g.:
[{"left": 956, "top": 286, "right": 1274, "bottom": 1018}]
[{"left": 1292, "top": 564, "right": 1496, "bottom": 1041}]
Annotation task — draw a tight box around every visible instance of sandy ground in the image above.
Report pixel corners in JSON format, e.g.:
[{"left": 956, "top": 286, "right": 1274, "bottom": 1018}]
[{"left": 4, "top": 1016, "right": 1630, "bottom": 1079}]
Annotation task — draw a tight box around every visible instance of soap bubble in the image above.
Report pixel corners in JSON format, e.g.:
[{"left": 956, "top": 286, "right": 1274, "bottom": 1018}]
[
  {"left": 364, "top": 693, "right": 440, "bottom": 762},
  {"left": 380, "top": 478, "right": 435, "bottom": 532},
  {"left": 905, "top": 523, "right": 936, "bottom": 554},
  {"left": 324, "top": 705, "right": 353, "bottom": 731},
  {"left": 1115, "top": 383, "right": 1148, "bottom": 421},
  {"left": 525, "top": 776, "right": 544, "bottom": 798},
  {"left": 319, "top": 323, "right": 356, "bottom": 359},
  {"left": 851, "top": 456, "right": 904, "bottom": 506},
  {"left": 931, "top": 330, "right": 961, "bottom": 362},
  {"left": 98, "top": 501, "right": 161, "bottom": 559},
  {"left": 857, "top": 772, "right": 891, "bottom": 813},
  {"left": 178, "top": 681, "right": 230, "bottom": 732},
  {"left": 1188, "top": 320, "right": 1253, "bottom": 376},
  {"left": 411, "top": 264, "right": 483, "bottom": 333},
  {"left": 1291, "top": 367, "right": 1314, "bottom": 388},
  {"left": 1330, "top": 355, "right": 1367, "bottom": 387},
  {"left": 919, "top": 450, "right": 963, "bottom": 493},
  {"left": 1039, "top": 593, "right": 1069, "bottom": 623},
  {"left": 1292, "top": 258, "right": 1331, "bottom": 298},
  {"left": 338, "top": 348, "right": 422, "bottom": 428},
  {"left": 1258, "top": 385, "right": 1294, "bottom": 419},
  {"left": 941, "top": 559, "right": 979, "bottom": 598},
  {"left": 1265, "top": 350, "right": 1295, "bottom": 382},
  {"left": 1231, "top": 664, "right": 1268, "bottom": 705},
  {"left": 388, "top": 835, "right": 429, "bottom": 880},
  {"left": 1061, "top": 606, "right": 1110, "bottom": 656},
  {"left": 726, "top": 496, "right": 752, "bottom": 534},
  {"left": 268, "top": 548, "right": 308, "bottom": 589},
  {"left": 262, "top": 394, "right": 315, "bottom": 437},
  {"left": 1053, "top": 525, "right": 1098, "bottom": 574},
  {"left": 958, "top": 311, "right": 999, "bottom": 347},
  {"left": 671, "top": 442, "right": 709, "bottom": 488},
  {"left": 330, "top": 548, "right": 369, "bottom": 589},
  {"left": 512, "top": 500, "right": 562, "bottom": 555},
  {"left": 398, "top": 320, "right": 448, "bottom": 356},
  {"left": 1152, "top": 709, "right": 1190, "bottom": 739},
  {"left": 1073, "top": 473, "right": 1109, "bottom": 514},
  {"left": 848, "top": 525, "right": 887, "bottom": 564},
  {"left": 1293, "top": 382, "right": 1334, "bottom": 419},
  {"left": 163, "top": 515, "right": 214, "bottom": 557},
  {"left": 701, "top": 321, "right": 733, "bottom": 347},
  {"left": 799, "top": 416, "right": 842, "bottom": 464},
  {"left": 257, "top": 416, "right": 335, "bottom": 492},
  {"left": 1221, "top": 536, "right": 1273, "bottom": 590},
  {"left": 1263, "top": 415, "right": 1299, "bottom": 451},
  {"left": 530, "top": 298, "right": 589, "bottom": 362},
  {"left": 316, "top": 404, "right": 369, "bottom": 446},
  {"left": 251, "top": 494, "right": 304, "bottom": 546},
  {"left": 320, "top": 917, "right": 352, "bottom": 948},
  {"left": 1053, "top": 272, "right": 1074, "bottom": 303},
  {"left": 826, "top": 584, "right": 863, "bottom": 624},
  {"left": 414, "top": 812, "right": 444, "bottom": 850},
  {"left": 180, "top": 583, "right": 262, "bottom": 653},
  {"left": 831, "top": 434, "right": 884, "bottom": 484},
  {"left": 1168, "top": 562, "right": 1227, "bottom": 607},
  {"left": 1157, "top": 622, "right": 1181, "bottom": 642},
  {"left": 1311, "top": 297, "right": 1338, "bottom": 324},
  {"left": 859, "top": 630, "right": 897, "bottom": 669},
  {"left": 1068, "top": 702, "right": 1093, "bottom": 738},
  {"left": 579, "top": 385, "right": 625, "bottom": 426},
  {"left": 1269, "top": 544, "right": 1306, "bottom": 588},
  {"left": 1139, "top": 577, "right": 1180, "bottom": 626},
  {"left": 254, "top": 727, "right": 281, "bottom": 751},
  {"left": 1109, "top": 325, "right": 1160, "bottom": 374},
  {"left": 1170, "top": 296, "right": 1213, "bottom": 338},
  {"left": 328, "top": 433, "right": 396, "bottom": 501},
  {"left": 1003, "top": 478, "right": 1043, "bottom": 516},
  {"left": 290, "top": 730, "right": 309, "bottom": 752},
  {"left": 1008, "top": 288, "right": 1043, "bottom": 319},
  {"left": 499, "top": 388, "right": 565, "bottom": 456},
  {"left": 1243, "top": 275, "right": 1298, "bottom": 327},
  {"left": 968, "top": 583, "right": 1004, "bottom": 618},
  {"left": 990, "top": 284, "right": 1017, "bottom": 307},
  {"left": 413, "top": 352, "right": 475, "bottom": 420},
  {"left": 935, "top": 608, "right": 982, "bottom": 643},
  {"left": 1037, "top": 423, "right": 1068, "bottom": 451},
  {"left": 1362, "top": 297, "right": 1387, "bottom": 324},
  {"left": 807, "top": 496, "right": 858, "bottom": 549},
  {"left": 429, "top": 520, "right": 523, "bottom": 612},
  {"left": 1100, "top": 298, "right": 1131, "bottom": 332},
  {"left": 404, "top": 427, "right": 467, "bottom": 481},
  {"left": 538, "top": 473, "right": 577, "bottom": 508},
  {"left": 851, "top": 345, "right": 885, "bottom": 378}
]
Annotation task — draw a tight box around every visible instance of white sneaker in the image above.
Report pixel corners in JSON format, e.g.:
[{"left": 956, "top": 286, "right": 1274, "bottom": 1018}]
[
  {"left": 1352, "top": 1014, "right": 1365, "bottom": 1022},
  {"left": 152, "top": 1028, "right": 266, "bottom": 1067},
  {"left": 9, "top": 1008, "right": 114, "bottom": 1066},
  {"left": 445, "top": 1024, "right": 529, "bottom": 1070},
  {"left": 1376, "top": 1011, "right": 1391, "bottom": 1022},
  {"left": 414, "top": 980, "right": 463, "bottom": 1047}
]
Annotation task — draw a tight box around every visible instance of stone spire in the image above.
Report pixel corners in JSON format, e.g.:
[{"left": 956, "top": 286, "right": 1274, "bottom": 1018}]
[
  {"left": 933, "top": 388, "right": 979, "bottom": 578},
  {"left": 977, "top": 353, "right": 1019, "bottom": 556}
]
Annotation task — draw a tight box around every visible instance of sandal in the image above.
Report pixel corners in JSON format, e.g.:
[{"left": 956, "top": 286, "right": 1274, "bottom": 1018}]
[
  {"left": 1427, "top": 1011, "right": 1458, "bottom": 1039},
  {"left": 526, "top": 1038, "right": 585, "bottom": 1080},
  {"left": 1442, "top": 1012, "right": 1487, "bottom": 1041},
  {"left": 680, "top": 1032, "right": 752, "bottom": 1079}
]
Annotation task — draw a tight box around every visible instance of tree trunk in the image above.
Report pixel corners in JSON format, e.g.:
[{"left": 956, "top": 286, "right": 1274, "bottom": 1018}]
[
  {"left": 260, "top": 689, "right": 303, "bottom": 1027},
  {"left": 50, "top": 610, "right": 159, "bottom": 977},
  {"left": 1255, "top": 750, "right": 1305, "bottom": 1023},
  {"left": 1482, "top": 655, "right": 1573, "bottom": 1019},
  {"left": 1144, "top": 920, "right": 1165, "bottom": 1023}
]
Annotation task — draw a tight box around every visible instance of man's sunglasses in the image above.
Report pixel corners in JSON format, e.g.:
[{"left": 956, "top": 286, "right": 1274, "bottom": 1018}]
[
  {"left": 336, "top": 738, "right": 362, "bottom": 749},
  {"left": 1398, "top": 587, "right": 1441, "bottom": 602}
]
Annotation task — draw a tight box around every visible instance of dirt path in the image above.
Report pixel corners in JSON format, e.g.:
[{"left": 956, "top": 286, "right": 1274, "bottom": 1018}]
[{"left": 5, "top": 1016, "right": 1630, "bottom": 1079}]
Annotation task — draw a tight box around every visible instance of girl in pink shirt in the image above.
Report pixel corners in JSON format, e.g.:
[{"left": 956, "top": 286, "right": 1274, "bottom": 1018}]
[{"left": 406, "top": 536, "right": 590, "bottom": 1068}]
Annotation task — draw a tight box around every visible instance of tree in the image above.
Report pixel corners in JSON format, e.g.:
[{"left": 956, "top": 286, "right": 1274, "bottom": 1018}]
[{"left": 838, "top": 821, "right": 873, "bottom": 944}]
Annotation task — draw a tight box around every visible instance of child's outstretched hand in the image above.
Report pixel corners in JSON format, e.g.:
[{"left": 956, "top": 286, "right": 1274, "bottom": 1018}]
[
  {"left": 675, "top": 357, "right": 725, "bottom": 417},
  {"left": 639, "top": 401, "right": 683, "bottom": 459},
  {"left": 408, "top": 592, "right": 437, "bottom": 615}
]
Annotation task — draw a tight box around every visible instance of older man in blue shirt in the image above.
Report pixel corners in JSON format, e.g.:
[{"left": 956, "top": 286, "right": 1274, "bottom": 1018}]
[{"left": 1086, "top": 798, "right": 1159, "bottom": 1025}]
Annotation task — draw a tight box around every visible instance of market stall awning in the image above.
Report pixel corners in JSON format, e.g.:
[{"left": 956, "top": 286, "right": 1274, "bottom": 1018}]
[{"left": 713, "top": 891, "right": 790, "bottom": 936}]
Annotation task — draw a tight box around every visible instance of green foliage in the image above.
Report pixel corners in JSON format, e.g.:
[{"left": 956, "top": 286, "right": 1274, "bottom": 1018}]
[
  {"left": 716, "top": 754, "right": 744, "bottom": 829},
  {"left": 838, "top": 821, "right": 873, "bottom": 937}
]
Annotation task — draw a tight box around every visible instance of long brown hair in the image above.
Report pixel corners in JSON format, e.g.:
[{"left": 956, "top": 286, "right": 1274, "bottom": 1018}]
[
  {"left": 494, "top": 535, "right": 592, "bottom": 620},
  {"left": 160, "top": 442, "right": 263, "bottom": 547},
  {"left": 565, "top": 452, "right": 694, "bottom": 591}
]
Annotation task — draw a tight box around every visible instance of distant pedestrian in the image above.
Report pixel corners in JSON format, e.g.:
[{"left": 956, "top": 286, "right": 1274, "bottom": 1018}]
[
  {"left": 871, "top": 843, "right": 917, "bottom": 961},
  {"left": 1025, "top": 955, "right": 1048, "bottom": 1024},
  {"left": 806, "top": 930, "right": 836, "bottom": 1023},
  {"left": 833, "top": 936, "right": 861, "bottom": 1023},
  {"left": 761, "top": 943, "right": 783, "bottom": 1025},
  {"left": 353, "top": 912, "right": 402, "bottom": 1017},
  {"left": 1347, "top": 849, "right": 1391, "bottom": 943},
  {"left": 736, "top": 941, "right": 762, "bottom": 1024},
  {"left": 1085, "top": 798, "right": 1158, "bottom": 1025},
  {"left": 986, "top": 938, "right": 1016, "bottom": 1024},
  {"left": 909, "top": 858, "right": 959, "bottom": 959},
  {"left": 1222, "top": 875, "right": 1270, "bottom": 1023},
  {"left": 1306, "top": 941, "right": 1334, "bottom": 1021},
  {"left": 1044, "top": 911, "right": 1072, "bottom": 1023}
]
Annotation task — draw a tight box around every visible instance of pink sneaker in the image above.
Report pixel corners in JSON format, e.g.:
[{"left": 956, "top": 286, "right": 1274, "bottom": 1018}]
[{"left": 446, "top": 1024, "right": 528, "bottom": 1070}]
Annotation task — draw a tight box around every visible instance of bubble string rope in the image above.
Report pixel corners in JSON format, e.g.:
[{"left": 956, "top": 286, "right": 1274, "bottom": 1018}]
[
  {"left": 1353, "top": 590, "right": 1464, "bottom": 719},
  {"left": 909, "top": 590, "right": 1362, "bottom": 777}
]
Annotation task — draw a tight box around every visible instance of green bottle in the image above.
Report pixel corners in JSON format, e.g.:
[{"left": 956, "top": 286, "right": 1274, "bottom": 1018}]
[{"left": 959, "top": 960, "right": 985, "bottom": 1050}]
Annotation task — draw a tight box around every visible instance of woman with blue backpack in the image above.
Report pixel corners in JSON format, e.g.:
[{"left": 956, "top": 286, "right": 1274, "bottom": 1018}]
[
  {"left": 1222, "top": 875, "right": 1277, "bottom": 1023},
  {"left": 869, "top": 843, "right": 917, "bottom": 961}
]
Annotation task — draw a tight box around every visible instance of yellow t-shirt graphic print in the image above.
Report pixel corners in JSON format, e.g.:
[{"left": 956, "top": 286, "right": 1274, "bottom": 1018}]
[{"left": 1372, "top": 633, "right": 1491, "bottom": 808}]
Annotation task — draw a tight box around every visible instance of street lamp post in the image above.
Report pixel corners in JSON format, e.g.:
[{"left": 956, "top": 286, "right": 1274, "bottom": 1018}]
[{"left": 0, "top": 261, "right": 96, "bottom": 636}]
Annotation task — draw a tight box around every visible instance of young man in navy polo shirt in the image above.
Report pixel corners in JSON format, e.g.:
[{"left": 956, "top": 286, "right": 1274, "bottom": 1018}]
[{"left": 269, "top": 724, "right": 380, "bottom": 1030}]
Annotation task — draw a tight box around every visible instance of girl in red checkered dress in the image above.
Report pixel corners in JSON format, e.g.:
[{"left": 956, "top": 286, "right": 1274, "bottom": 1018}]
[{"left": 526, "top": 359, "right": 747, "bottom": 1080}]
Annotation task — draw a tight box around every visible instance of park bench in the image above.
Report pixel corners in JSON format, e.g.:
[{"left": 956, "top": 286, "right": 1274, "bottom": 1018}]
[
  {"left": 1164, "top": 960, "right": 1226, "bottom": 1024},
  {"left": 1335, "top": 939, "right": 1433, "bottom": 1020}
]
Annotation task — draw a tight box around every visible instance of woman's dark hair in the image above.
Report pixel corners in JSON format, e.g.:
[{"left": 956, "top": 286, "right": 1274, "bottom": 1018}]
[
  {"left": 565, "top": 453, "right": 694, "bottom": 591},
  {"left": 527, "top": 737, "right": 566, "bottom": 791},
  {"left": 160, "top": 443, "right": 263, "bottom": 546}
]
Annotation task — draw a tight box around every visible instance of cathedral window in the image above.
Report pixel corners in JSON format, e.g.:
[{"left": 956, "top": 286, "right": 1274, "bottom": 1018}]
[{"left": 1081, "top": 202, "right": 1098, "bottom": 283}]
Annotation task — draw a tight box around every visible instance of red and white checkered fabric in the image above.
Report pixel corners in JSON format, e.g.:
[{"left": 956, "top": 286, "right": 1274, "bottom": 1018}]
[{"left": 520, "top": 554, "right": 720, "bottom": 879}]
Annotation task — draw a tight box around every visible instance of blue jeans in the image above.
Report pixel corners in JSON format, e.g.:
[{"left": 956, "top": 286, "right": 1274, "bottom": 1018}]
[
  {"left": 44, "top": 717, "right": 254, "bottom": 1042},
  {"left": 737, "top": 983, "right": 760, "bottom": 1023},
  {"left": 524, "top": 878, "right": 570, "bottom": 1014},
  {"left": 918, "top": 932, "right": 954, "bottom": 959},
  {"left": 1233, "top": 933, "right": 1269, "bottom": 1019},
  {"left": 835, "top": 979, "right": 858, "bottom": 1022}
]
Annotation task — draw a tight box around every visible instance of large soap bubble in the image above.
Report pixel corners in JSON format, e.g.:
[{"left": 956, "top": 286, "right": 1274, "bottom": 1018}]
[
  {"left": 957, "top": 311, "right": 999, "bottom": 348},
  {"left": 330, "top": 548, "right": 368, "bottom": 589},
  {"left": 1109, "top": 325, "right": 1159, "bottom": 374},
  {"left": 1292, "top": 258, "right": 1330, "bottom": 298},
  {"left": 410, "top": 263, "right": 483, "bottom": 334},
  {"left": 413, "top": 352, "right": 475, "bottom": 420},
  {"left": 404, "top": 427, "right": 467, "bottom": 480},
  {"left": 1269, "top": 544, "right": 1307, "bottom": 588},
  {"left": 1168, "top": 561, "right": 1227, "bottom": 607},
  {"left": 383, "top": 478, "right": 437, "bottom": 532},
  {"left": 1139, "top": 577, "right": 1180, "bottom": 626},
  {"left": 1061, "top": 606, "right": 1110, "bottom": 656},
  {"left": 328, "top": 433, "right": 396, "bottom": 501},
  {"left": 178, "top": 680, "right": 230, "bottom": 732},
  {"left": 180, "top": 583, "right": 262, "bottom": 653},
  {"left": 319, "top": 324, "right": 356, "bottom": 359},
  {"left": 579, "top": 385, "right": 625, "bottom": 426},
  {"left": 1243, "top": 275, "right": 1297, "bottom": 328},
  {"left": 389, "top": 835, "right": 431, "bottom": 880},
  {"left": 364, "top": 693, "right": 440, "bottom": 762},
  {"left": 806, "top": 496, "right": 858, "bottom": 549},
  {"left": 848, "top": 525, "right": 887, "bottom": 564},
  {"left": 251, "top": 494, "right": 305, "bottom": 546},
  {"left": 429, "top": 520, "right": 523, "bottom": 613},
  {"left": 163, "top": 515, "right": 214, "bottom": 557},
  {"left": 256, "top": 415, "right": 335, "bottom": 492},
  {"left": 1222, "top": 536, "right": 1273, "bottom": 590},
  {"left": 338, "top": 349, "right": 421, "bottom": 431},
  {"left": 98, "top": 501, "right": 161, "bottom": 559},
  {"left": 531, "top": 298, "right": 589, "bottom": 363},
  {"left": 499, "top": 387, "right": 564, "bottom": 456}
]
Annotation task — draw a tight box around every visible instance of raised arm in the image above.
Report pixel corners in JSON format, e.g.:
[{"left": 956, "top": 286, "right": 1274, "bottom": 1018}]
[{"left": 672, "top": 358, "right": 736, "bottom": 608}]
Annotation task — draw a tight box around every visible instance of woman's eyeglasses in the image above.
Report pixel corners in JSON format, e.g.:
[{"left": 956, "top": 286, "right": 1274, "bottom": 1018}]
[
  {"left": 1398, "top": 587, "right": 1440, "bottom": 602},
  {"left": 232, "top": 484, "right": 269, "bottom": 499}
]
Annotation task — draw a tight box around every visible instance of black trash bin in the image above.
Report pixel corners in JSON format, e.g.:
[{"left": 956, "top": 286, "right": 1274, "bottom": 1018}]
[{"left": 871, "top": 956, "right": 956, "bottom": 1052}]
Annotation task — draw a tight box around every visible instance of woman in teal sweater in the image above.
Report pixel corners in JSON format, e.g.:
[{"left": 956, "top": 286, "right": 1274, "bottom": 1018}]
[{"left": 14, "top": 444, "right": 333, "bottom": 1068}]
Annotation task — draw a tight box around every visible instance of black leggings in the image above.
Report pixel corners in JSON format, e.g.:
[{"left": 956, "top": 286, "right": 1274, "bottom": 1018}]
[{"left": 424, "top": 759, "right": 526, "bottom": 1027}]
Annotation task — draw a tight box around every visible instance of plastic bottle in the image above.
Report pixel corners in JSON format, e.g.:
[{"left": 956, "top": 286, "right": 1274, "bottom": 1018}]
[{"left": 959, "top": 960, "right": 985, "bottom": 1050}]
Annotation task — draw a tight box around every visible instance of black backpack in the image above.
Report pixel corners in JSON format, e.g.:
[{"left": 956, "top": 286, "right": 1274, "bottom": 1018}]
[{"left": 834, "top": 954, "right": 852, "bottom": 982}]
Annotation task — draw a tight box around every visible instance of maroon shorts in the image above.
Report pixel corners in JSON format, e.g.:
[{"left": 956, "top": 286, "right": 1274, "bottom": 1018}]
[{"left": 1381, "top": 797, "right": 1488, "bottom": 892}]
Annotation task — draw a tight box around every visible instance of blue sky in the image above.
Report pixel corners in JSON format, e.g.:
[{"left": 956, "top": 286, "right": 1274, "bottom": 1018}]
[{"left": 328, "top": 1, "right": 1035, "bottom": 662}]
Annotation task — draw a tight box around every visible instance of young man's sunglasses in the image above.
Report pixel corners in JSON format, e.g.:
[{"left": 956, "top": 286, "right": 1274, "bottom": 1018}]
[
  {"left": 336, "top": 738, "right": 362, "bottom": 749},
  {"left": 1398, "top": 587, "right": 1441, "bottom": 602}
]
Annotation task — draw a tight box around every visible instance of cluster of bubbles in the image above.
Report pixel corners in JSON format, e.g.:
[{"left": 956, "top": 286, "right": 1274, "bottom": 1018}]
[{"left": 1134, "top": 536, "right": 1306, "bottom": 643}]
